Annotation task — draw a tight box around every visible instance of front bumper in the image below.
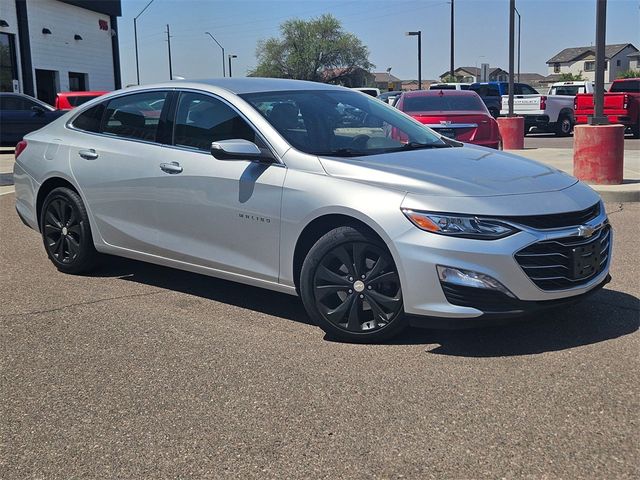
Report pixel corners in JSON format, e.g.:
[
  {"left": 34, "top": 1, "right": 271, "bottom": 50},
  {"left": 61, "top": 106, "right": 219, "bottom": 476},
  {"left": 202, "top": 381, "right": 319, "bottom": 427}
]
[{"left": 391, "top": 199, "right": 612, "bottom": 322}]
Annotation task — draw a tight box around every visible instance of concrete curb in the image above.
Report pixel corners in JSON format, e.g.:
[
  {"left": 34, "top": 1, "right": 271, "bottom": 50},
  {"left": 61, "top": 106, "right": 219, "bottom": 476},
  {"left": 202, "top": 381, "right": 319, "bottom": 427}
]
[{"left": 589, "top": 184, "right": 640, "bottom": 203}]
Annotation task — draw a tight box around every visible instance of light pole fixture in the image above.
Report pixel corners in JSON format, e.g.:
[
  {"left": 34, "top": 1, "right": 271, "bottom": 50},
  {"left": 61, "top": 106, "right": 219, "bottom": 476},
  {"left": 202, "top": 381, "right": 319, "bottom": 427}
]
[
  {"left": 405, "top": 31, "right": 422, "bottom": 90},
  {"left": 386, "top": 67, "right": 392, "bottom": 91},
  {"left": 514, "top": 5, "right": 521, "bottom": 83},
  {"left": 228, "top": 54, "right": 237, "bottom": 78},
  {"left": 134, "top": 0, "right": 155, "bottom": 85},
  {"left": 205, "top": 32, "right": 226, "bottom": 77}
]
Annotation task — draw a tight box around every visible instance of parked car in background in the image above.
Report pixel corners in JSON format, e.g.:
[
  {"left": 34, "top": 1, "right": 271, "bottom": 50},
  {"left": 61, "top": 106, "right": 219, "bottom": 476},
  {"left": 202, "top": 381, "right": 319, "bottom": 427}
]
[
  {"left": 378, "top": 90, "right": 403, "bottom": 105},
  {"left": 352, "top": 87, "right": 380, "bottom": 97},
  {"left": 500, "top": 81, "right": 587, "bottom": 136},
  {"left": 13, "top": 78, "right": 610, "bottom": 343},
  {"left": 395, "top": 89, "right": 501, "bottom": 149},
  {"left": 574, "top": 78, "right": 640, "bottom": 137},
  {"left": 429, "top": 83, "right": 471, "bottom": 90},
  {"left": 469, "top": 82, "right": 539, "bottom": 119},
  {"left": 547, "top": 81, "right": 594, "bottom": 96},
  {"left": 55, "top": 91, "right": 108, "bottom": 110},
  {"left": 0, "top": 93, "right": 65, "bottom": 146}
]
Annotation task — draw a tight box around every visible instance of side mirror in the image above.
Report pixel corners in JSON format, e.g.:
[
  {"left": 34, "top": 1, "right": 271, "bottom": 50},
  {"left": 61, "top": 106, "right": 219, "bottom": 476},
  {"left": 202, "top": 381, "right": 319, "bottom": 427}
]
[
  {"left": 210, "top": 139, "right": 274, "bottom": 162},
  {"left": 31, "top": 105, "right": 46, "bottom": 116}
]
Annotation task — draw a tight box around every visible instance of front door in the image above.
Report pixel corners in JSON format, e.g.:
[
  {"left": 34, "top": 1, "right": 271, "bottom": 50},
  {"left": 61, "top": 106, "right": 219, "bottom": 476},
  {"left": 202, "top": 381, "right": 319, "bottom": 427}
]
[{"left": 152, "top": 91, "right": 285, "bottom": 283}]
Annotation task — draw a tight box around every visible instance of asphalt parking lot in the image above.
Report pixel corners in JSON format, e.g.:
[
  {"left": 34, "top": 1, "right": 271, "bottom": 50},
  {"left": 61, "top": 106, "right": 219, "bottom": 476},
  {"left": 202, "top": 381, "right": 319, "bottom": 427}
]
[
  {"left": 525, "top": 132, "right": 640, "bottom": 150},
  {"left": 1, "top": 192, "right": 638, "bottom": 479}
]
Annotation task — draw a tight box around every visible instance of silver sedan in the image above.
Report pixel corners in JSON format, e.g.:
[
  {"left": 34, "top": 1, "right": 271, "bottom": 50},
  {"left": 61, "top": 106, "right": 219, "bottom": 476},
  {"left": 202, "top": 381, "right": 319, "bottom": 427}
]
[{"left": 13, "top": 79, "right": 611, "bottom": 342}]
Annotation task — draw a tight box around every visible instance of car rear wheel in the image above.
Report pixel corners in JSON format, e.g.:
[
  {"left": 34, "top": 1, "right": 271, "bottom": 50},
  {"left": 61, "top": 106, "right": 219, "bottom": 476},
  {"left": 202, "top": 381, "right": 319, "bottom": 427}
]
[
  {"left": 40, "top": 187, "right": 99, "bottom": 274},
  {"left": 300, "top": 226, "right": 407, "bottom": 343},
  {"left": 556, "top": 115, "right": 573, "bottom": 137}
]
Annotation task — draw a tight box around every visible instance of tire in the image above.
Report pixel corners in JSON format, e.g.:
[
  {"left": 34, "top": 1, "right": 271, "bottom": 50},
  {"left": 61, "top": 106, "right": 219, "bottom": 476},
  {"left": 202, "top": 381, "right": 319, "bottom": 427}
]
[
  {"left": 631, "top": 121, "right": 640, "bottom": 139},
  {"left": 40, "top": 187, "right": 99, "bottom": 274},
  {"left": 555, "top": 114, "right": 573, "bottom": 137},
  {"left": 300, "top": 226, "right": 407, "bottom": 343}
]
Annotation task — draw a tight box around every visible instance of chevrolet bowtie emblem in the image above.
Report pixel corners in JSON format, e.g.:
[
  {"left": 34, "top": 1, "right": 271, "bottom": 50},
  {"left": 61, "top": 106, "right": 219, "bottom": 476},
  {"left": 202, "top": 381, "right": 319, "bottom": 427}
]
[{"left": 577, "top": 225, "right": 597, "bottom": 238}]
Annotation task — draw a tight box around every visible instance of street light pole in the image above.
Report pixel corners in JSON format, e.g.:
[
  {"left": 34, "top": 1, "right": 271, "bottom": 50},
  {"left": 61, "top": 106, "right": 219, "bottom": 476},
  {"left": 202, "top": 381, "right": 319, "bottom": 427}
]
[
  {"left": 228, "top": 54, "right": 237, "bottom": 78},
  {"left": 405, "top": 31, "right": 422, "bottom": 90},
  {"left": 590, "top": 0, "right": 608, "bottom": 124},
  {"left": 134, "top": 0, "right": 155, "bottom": 85},
  {"left": 514, "top": 6, "right": 521, "bottom": 83},
  {"left": 508, "top": 0, "right": 515, "bottom": 116},
  {"left": 450, "top": 0, "right": 455, "bottom": 78},
  {"left": 205, "top": 32, "right": 226, "bottom": 77},
  {"left": 166, "top": 24, "right": 173, "bottom": 80}
]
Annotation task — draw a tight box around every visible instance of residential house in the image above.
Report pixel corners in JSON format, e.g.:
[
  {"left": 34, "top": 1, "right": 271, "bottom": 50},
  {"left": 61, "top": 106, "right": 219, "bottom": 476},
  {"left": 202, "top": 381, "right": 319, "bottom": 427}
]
[
  {"left": 628, "top": 51, "right": 640, "bottom": 71},
  {"left": 400, "top": 80, "right": 436, "bottom": 91},
  {"left": 439, "top": 66, "right": 509, "bottom": 83},
  {"left": 373, "top": 72, "right": 402, "bottom": 92},
  {"left": 546, "top": 43, "right": 638, "bottom": 82},
  {"left": 320, "top": 67, "right": 374, "bottom": 88}
]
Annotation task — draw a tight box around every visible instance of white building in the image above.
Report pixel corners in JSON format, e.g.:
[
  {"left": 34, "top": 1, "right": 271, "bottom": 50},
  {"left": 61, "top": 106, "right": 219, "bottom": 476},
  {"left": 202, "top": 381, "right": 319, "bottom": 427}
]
[
  {"left": 0, "top": 0, "right": 121, "bottom": 104},
  {"left": 546, "top": 43, "right": 638, "bottom": 83}
]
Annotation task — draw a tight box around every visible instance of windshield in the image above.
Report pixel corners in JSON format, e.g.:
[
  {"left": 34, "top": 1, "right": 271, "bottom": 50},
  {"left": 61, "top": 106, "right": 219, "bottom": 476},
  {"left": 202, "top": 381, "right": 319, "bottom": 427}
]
[
  {"left": 240, "top": 89, "right": 447, "bottom": 156},
  {"left": 402, "top": 94, "right": 486, "bottom": 112}
]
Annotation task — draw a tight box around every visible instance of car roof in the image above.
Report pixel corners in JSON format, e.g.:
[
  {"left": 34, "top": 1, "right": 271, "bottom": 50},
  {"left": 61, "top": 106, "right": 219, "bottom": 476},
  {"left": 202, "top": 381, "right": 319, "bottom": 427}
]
[
  {"left": 129, "top": 77, "right": 348, "bottom": 95},
  {"left": 402, "top": 89, "right": 478, "bottom": 97}
]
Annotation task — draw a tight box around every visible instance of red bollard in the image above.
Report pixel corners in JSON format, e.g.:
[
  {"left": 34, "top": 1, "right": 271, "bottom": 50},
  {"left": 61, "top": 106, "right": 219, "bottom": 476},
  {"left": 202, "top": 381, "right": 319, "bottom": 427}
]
[
  {"left": 497, "top": 116, "right": 525, "bottom": 150},
  {"left": 573, "top": 124, "right": 624, "bottom": 185}
]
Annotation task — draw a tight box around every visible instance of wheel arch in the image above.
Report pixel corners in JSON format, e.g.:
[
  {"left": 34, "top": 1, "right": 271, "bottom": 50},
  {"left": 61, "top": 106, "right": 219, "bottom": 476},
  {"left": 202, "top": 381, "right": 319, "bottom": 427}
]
[
  {"left": 291, "top": 212, "right": 391, "bottom": 293},
  {"left": 35, "top": 176, "right": 80, "bottom": 230}
]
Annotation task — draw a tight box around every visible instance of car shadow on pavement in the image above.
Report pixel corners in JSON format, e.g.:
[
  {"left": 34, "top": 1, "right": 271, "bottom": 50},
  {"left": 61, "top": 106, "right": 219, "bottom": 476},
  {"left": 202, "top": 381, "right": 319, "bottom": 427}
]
[
  {"left": 91, "top": 256, "right": 314, "bottom": 326},
  {"left": 92, "top": 257, "right": 638, "bottom": 356},
  {"left": 396, "top": 288, "right": 639, "bottom": 357}
]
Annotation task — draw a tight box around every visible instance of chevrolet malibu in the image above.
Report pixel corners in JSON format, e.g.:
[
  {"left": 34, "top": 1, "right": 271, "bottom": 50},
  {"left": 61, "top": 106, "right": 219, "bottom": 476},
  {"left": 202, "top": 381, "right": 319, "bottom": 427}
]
[{"left": 13, "top": 79, "right": 611, "bottom": 342}]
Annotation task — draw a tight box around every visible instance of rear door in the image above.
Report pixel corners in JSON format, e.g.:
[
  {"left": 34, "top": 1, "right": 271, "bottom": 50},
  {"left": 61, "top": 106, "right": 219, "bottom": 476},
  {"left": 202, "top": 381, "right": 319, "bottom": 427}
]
[{"left": 68, "top": 90, "right": 170, "bottom": 254}]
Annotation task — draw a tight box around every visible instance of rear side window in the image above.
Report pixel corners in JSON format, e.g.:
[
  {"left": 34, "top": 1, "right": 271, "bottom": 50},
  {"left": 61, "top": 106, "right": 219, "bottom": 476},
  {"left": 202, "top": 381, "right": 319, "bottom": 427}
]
[
  {"left": 610, "top": 80, "right": 640, "bottom": 93},
  {"left": 72, "top": 103, "right": 105, "bottom": 132},
  {"left": 173, "top": 92, "right": 258, "bottom": 151},
  {"left": 403, "top": 94, "right": 487, "bottom": 112},
  {"left": 102, "top": 91, "right": 167, "bottom": 142}
]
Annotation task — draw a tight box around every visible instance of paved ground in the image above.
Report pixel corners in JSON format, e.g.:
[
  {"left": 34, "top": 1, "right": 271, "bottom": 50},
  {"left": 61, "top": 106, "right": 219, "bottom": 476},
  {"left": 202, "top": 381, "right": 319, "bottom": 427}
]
[
  {"left": 525, "top": 132, "right": 640, "bottom": 150},
  {"left": 1, "top": 192, "right": 638, "bottom": 479}
]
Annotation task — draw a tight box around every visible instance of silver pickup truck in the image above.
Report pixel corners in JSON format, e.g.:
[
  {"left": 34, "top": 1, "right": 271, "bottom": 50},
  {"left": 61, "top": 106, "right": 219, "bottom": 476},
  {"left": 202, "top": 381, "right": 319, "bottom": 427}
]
[{"left": 500, "top": 81, "right": 594, "bottom": 136}]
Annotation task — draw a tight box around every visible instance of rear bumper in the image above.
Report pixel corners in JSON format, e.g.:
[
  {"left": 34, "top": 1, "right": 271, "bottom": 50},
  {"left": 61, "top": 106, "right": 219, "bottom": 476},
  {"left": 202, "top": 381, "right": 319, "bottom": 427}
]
[{"left": 575, "top": 114, "right": 634, "bottom": 126}]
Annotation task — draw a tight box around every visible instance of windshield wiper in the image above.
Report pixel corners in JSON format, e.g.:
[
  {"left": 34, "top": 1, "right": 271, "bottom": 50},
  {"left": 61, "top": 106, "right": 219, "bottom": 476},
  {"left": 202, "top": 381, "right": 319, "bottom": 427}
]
[{"left": 400, "top": 141, "right": 451, "bottom": 150}]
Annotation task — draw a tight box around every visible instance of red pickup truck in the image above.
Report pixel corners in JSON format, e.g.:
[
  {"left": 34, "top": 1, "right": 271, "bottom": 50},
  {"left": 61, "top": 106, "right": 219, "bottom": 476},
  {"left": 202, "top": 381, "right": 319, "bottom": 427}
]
[
  {"left": 54, "top": 91, "right": 108, "bottom": 110},
  {"left": 574, "top": 78, "right": 640, "bottom": 138}
]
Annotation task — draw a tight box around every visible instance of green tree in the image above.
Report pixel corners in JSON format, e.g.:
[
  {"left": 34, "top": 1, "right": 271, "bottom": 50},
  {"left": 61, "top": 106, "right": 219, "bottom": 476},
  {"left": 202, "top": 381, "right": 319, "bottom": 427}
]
[
  {"left": 248, "top": 14, "right": 373, "bottom": 83},
  {"left": 617, "top": 69, "right": 640, "bottom": 79},
  {"left": 440, "top": 75, "right": 458, "bottom": 83},
  {"left": 558, "top": 72, "right": 584, "bottom": 81}
]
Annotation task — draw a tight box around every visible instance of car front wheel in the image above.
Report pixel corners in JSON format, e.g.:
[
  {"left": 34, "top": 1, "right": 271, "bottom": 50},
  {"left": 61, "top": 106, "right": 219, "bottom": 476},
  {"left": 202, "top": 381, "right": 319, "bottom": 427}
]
[
  {"left": 40, "top": 186, "right": 99, "bottom": 274},
  {"left": 300, "top": 226, "right": 407, "bottom": 343}
]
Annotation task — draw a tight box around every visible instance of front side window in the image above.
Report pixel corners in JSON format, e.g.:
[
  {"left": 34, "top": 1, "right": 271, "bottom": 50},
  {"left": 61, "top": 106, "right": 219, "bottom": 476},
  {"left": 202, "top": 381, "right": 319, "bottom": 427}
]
[
  {"left": 554, "top": 63, "right": 561, "bottom": 73},
  {"left": 102, "top": 91, "right": 167, "bottom": 142},
  {"left": 584, "top": 61, "right": 595, "bottom": 71},
  {"left": 173, "top": 92, "right": 258, "bottom": 151},
  {"left": 241, "top": 89, "right": 446, "bottom": 157}
]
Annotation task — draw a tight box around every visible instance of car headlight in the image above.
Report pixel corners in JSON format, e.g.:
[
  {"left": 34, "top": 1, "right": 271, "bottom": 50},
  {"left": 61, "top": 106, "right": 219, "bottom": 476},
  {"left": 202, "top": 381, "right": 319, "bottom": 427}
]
[{"left": 401, "top": 209, "right": 518, "bottom": 240}]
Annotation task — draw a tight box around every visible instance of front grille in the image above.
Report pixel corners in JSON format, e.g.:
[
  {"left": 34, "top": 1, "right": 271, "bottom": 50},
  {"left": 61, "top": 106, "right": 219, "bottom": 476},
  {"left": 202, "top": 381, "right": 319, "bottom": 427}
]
[
  {"left": 495, "top": 202, "right": 600, "bottom": 230},
  {"left": 515, "top": 224, "right": 611, "bottom": 291}
]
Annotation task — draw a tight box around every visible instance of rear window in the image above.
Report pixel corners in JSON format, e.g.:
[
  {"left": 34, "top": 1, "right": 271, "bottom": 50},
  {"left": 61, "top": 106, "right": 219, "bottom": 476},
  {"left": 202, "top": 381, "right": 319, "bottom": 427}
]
[
  {"left": 402, "top": 94, "right": 486, "bottom": 112},
  {"left": 470, "top": 85, "right": 501, "bottom": 97},
  {"left": 550, "top": 86, "right": 583, "bottom": 96},
  {"left": 67, "top": 95, "right": 102, "bottom": 107},
  {"left": 429, "top": 85, "right": 457, "bottom": 90},
  {"left": 610, "top": 80, "right": 640, "bottom": 93}
]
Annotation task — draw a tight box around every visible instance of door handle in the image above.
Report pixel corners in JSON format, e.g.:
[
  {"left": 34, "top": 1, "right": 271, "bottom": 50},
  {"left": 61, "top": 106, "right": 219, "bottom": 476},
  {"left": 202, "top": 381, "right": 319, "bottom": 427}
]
[
  {"left": 160, "top": 161, "right": 183, "bottom": 174},
  {"left": 79, "top": 149, "right": 99, "bottom": 160}
]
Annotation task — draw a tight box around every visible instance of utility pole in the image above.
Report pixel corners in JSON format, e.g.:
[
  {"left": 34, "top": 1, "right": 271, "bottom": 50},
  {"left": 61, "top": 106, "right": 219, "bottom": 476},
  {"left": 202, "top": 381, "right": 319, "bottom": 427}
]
[
  {"left": 508, "top": 0, "right": 515, "bottom": 116},
  {"left": 166, "top": 24, "right": 173, "bottom": 80},
  {"left": 134, "top": 0, "right": 155, "bottom": 85},
  {"left": 514, "top": 6, "right": 521, "bottom": 83},
  {"left": 590, "top": 0, "right": 608, "bottom": 124},
  {"left": 450, "top": 0, "right": 454, "bottom": 78}
]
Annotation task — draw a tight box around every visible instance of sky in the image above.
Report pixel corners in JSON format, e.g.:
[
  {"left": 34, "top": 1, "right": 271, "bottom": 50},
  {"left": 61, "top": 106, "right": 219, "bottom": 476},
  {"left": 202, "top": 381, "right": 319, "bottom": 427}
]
[{"left": 117, "top": 0, "right": 640, "bottom": 86}]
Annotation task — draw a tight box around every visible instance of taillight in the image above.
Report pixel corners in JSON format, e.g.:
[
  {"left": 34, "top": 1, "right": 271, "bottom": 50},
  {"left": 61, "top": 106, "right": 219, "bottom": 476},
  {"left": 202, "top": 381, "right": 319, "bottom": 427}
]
[
  {"left": 540, "top": 95, "right": 547, "bottom": 110},
  {"left": 623, "top": 94, "right": 629, "bottom": 110},
  {"left": 15, "top": 140, "right": 27, "bottom": 160}
]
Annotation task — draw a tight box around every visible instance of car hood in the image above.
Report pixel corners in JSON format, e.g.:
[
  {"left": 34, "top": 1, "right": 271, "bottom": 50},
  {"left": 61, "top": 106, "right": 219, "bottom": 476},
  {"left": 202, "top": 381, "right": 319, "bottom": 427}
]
[{"left": 318, "top": 145, "right": 578, "bottom": 197}]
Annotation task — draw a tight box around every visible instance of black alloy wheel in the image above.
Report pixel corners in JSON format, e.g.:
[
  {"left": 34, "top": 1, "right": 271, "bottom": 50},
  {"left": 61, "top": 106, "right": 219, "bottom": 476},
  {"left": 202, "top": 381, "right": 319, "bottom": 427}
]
[
  {"left": 40, "top": 187, "right": 99, "bottom": 274},
  {"left": 300, "top": 226, "right": 407, "bottom": 342}
]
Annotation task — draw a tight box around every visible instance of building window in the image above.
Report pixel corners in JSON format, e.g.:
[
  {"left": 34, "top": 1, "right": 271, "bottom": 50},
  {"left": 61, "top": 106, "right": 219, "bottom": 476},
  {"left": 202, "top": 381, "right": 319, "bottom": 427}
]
[
  {"left": 616, "top": 59, "right": 621, "bottom": 67},
  {"left": 69, "top": 72, "right": 88, "bottom": 91},
  {"left": 584, "top": 61, "right": 595, "bottom": 72},
  {"left": 0, "top": 33, "right": 18, "bottom": 92},
  {"left": 554, "top": 63, "right": 560, "bottom": 73}
]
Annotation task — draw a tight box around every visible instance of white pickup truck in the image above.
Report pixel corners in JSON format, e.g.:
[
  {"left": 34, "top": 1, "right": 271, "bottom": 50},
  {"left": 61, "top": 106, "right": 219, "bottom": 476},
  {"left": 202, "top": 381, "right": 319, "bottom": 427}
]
[{"left": 500, "top": 81, "right": 594, "bottom": 136}]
